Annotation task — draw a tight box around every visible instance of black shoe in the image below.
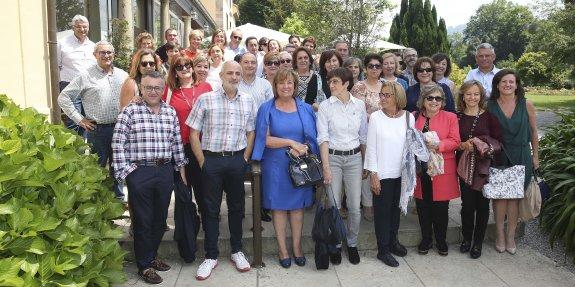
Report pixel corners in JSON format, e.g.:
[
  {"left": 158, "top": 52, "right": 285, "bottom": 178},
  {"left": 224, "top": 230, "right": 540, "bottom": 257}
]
[
  {"left": 417, "top": 240, "right": 433, "bottom": 255},
  {"left": 330, "top": 249, "right": 342, "bottom": 265},
  {"left": 261, "top": 208, "right": 272, "bottom": 222},
  {"left": 460, "top": 241, "right": 471, "bottom": 253},
  {"left": 470, "top": 245, "right": 482, "bottom": 259},
  {"left": 150, "top": 258, "right": 171, "bottom": 272},
  {"left": 279, "top": 257, "right": 291, "bottom": 268},
  {"left": 347, "top": 247, "right": 360, "bottom": 265},
  {"left": 436, "top": 241, "right": 448, "bottom": 256},
  {"left": 138, "top": 268, "right": 163, "bottom": 284},
  {"left": 377, "top": 253, "right": 399, "bottom": 267},
  {"left": 390, "top": 241, "right": 407, "bottom": 257}
]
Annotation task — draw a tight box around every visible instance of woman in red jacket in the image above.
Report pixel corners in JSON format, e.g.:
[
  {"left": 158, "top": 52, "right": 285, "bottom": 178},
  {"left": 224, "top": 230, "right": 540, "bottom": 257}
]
[{"left": 413, "top": 84, "right": 461, "bottom": 256}]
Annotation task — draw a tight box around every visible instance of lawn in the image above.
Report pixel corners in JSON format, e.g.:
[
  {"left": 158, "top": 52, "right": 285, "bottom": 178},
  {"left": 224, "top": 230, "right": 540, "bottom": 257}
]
[{"left": 526, "top": 89, "right": 575, "bottom": 110}]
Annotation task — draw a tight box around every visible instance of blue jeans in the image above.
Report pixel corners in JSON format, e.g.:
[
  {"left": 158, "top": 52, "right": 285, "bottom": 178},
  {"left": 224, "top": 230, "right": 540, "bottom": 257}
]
[
  {"left": 59, "top": 81, "right": 86, "bottom": 137},
  {"left": 86, "top": 123, "right": 124, "bottom": 198}
]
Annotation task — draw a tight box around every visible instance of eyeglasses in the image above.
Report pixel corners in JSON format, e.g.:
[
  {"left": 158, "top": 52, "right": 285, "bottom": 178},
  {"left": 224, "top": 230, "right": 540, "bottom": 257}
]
[
  {"left": 379, "top": 92, "right": 393, "bottom": 98},
  {"left": 367, "top": 64, "right": 382, "bottom": 70},
  {"left": 265, "top": 61, "right": 280, "bottom": 67},
  {"left": 233, "top": 35, "right": 243, "bottom": 41},
  {"left": 140, "top": 61, "right": 155, "bottom": 68},
  {"left": 142, "top": 85, "right": 164, "bottom": 93},
  {"left": 98, "top": 51, "right": 114, "bottom": 56},
  {"left": 425, "top": 96, "right": 444, "bottom": 102},
  {"left": 260, "top": 43, "right": 268, "bottom": 46},
  {"left": 417, "top": 68, "right": 433, "bottom": 73},
  {"left": 327, "top": 79, "right": 342, "bottom": 85},
  {"left": 280, "top": 59, "right": 292, "bottom": 64},
  {"left": 174, "top": 63, "right": 192, "bottom": 71}
]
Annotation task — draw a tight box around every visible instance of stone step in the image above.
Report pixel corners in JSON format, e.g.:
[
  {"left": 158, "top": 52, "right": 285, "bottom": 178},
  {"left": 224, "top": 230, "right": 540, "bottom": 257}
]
[{"left": 117, "top": 183, "right": 523, "bottom": 261}]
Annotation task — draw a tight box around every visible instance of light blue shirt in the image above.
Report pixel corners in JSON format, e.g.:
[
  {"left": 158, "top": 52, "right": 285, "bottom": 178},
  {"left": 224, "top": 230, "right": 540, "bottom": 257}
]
[{"left": 464, "top": 66, "right": 501, "bottom": 97}]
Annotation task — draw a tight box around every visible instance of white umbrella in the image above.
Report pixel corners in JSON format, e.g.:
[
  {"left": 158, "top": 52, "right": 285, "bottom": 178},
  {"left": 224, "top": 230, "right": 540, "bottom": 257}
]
[
  {"left": 229, "top": 23, "right": 291, "bottom": 44},
  {"left": 373, "top": 40, "right": 406, "bottom": 50}
]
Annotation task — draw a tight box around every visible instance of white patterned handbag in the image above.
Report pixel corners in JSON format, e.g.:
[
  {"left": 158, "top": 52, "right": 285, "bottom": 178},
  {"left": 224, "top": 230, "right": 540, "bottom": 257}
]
[{"left": 482, "top": 147, "right": 526, "bottom": 199}]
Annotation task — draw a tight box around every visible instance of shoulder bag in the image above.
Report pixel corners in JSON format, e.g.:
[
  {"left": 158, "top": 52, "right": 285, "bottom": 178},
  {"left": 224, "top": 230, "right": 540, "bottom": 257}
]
[
  {"left": 287, "top": 147, "right": 323, "bottom": 188},
  {"left": 457, "top": 111, "right": 480, "bottom": 186},
  {"left": 482, "top": 146, "right": 525, "bottom": 199},
  {"left": 519, "top": 169, "right": 542, "bottom": 221}
]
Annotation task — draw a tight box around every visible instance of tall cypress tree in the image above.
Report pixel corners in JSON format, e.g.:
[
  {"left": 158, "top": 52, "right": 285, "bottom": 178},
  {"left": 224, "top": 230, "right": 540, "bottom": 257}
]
[{"left": 437, "top": 18, "right": 450, "bottom": 53}]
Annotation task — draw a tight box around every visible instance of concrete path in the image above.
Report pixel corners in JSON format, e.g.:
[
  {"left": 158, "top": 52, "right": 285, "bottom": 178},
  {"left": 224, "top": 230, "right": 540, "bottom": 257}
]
[{"left": 118, "top": 244, "right": 575, "bottom": 287}]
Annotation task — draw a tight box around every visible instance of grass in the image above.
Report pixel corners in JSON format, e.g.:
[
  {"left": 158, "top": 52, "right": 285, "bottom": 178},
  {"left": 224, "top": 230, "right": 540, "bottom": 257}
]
[{"left": 526, "top": 89, "right": 575, "bottom": 110}]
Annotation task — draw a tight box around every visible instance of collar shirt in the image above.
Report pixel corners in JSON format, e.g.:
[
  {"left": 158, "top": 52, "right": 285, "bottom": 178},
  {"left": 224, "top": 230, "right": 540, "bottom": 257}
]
[
  {"left": 316, "top": 94, "right": 368, "bottom": 150},
  {"left": 57, "top": 34, "right": 96, "bottom": 82},
  {"left": 186, "top": 87, "right": 256, "bottom": 152},
  {"left": 112, "top": 102, "right": 187, "bottom": 181},
  {"left": 464, "top": 66, "right": 501, "bottom": 97},
  {"left": 256, "top": 52, "right": 265, "bottom": 78},
  {"left": 58, "top": 64, "right": 128, "bottom": 124},
  {"left": 401, "top": 69, "right": 417, "bottom": 86},
  {"left": 238, "top": 77, "right": 274, "bottom": 109},
  {"left": 224, "top": 45, "right": 247, "bottom": 62}
]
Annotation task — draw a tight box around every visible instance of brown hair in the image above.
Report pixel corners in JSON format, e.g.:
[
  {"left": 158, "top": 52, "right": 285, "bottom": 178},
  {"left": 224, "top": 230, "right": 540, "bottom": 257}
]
[
  {"left": 272, "top": 68, "right": 299, "bottom": 99},
  {"left": 381, "top": 81, "right": 407, "bottom": 110},
  {"left": 211, "top": 28, "right": 227, "bottom": 47},
  {"left": 136, "top": 32, "right": 155, "bottom": 49},
  {"left": 457, "top": 80, "right": 487, "bottom": 112},
  {"left": 166, "top": 55, "right": 195, "bottom": 91},
  {"left": 413, "top": 57, "right": 436, "bottom": 83},
  {"left": 292, "top": 47, "right": 313, "bottom": 70},
  {"left": 381, "top": 52, "right": 401, "bottom": 75},
  {"left": 129, "top": 48, "right": 162, "bottom": 82}
]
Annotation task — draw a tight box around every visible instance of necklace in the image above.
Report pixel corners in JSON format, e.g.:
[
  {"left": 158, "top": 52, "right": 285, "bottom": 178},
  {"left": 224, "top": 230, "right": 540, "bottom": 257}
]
[
  {"left": 383, "top": 109, "right": 400, "bottom": 118},
  {"left": 180, "top": 85, "right": 195, "bottom": 109}
]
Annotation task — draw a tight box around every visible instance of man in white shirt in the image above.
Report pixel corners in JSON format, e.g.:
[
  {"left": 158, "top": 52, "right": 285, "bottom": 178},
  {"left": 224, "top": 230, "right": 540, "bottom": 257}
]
[
  {"left": 464, "top": 43, "right": 501, "bottom": 97},
  {"left": 57, "top": 14, "right": 96, "bottom": 135},
  {"left": 224, "top": 29, "right": 246, "bottom": 62},
  {"left": 245, "top": 36, "right": 264, "bottom": 78},
  {"left": 238, "top": 53, "right": 273, "bottom": 109}
]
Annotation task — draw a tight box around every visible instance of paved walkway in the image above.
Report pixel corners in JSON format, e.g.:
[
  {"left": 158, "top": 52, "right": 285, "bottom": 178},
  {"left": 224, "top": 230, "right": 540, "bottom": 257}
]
[{"left": 119, "top": 244, "right": 575, "bottom": 286}]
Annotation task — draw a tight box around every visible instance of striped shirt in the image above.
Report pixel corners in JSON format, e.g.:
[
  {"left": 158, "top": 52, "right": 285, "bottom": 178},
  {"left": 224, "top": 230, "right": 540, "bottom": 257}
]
[
  {"left": 238, "top": 77, "right": 274, "bottom": 109},
  {"left": 112, "top": 102, "right": 187, "bottom": 181},
  {"left": 186, "top": 87, "right": 256, "bottom": 152},
  {"left": 58, "top": 64, "right": 128, "bottom": 124}
]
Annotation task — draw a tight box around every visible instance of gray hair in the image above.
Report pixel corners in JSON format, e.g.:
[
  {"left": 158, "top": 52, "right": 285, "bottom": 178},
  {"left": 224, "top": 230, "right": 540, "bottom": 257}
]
[
  {"left": 333, "top": 40, "right": 349, "bottom": 48},
  {"left": 343, "top": 57, "right": 363, "bottom": 70},
  {"left": 279, "top": 51, "right": 291, "bottom": 58},
  {"left": 70, "top": 15, "right": 89, "bottom": 26},
  {"left": 416, "top": 84, "right": 446, "bottom": 111},
  {"left": 93, "top": 40, "right": 114, "bottom": 53},
  {"left": 475, "top": 43, "right": 495, "bottom": 55},
  {"left": 402, "top": 47, "right": 417, "bottom": 58},
  {"left": 283, "top": 44, "right": 296, "bottom": 52}
]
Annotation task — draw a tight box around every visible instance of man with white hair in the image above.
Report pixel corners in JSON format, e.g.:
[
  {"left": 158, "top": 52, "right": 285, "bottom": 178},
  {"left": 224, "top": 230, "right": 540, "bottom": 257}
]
[
  {"left": 464, "top": 43, "right": 501, "bottom": 97},
  {"left": 58, "top": 41, "right": 128, "bottom": 199},
  {"left": 401, "top": 48, "right": 418, "bottom": 86},
  {"left": 224, "top": 28, "right": 246, "bottom": 61},
  {"left": 57, "top": 14, "right": 96, "bottom": 135}
]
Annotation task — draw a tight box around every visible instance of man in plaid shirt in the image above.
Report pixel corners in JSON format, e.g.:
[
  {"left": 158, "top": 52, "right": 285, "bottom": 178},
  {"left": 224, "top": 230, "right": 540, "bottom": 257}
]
[
  {"left": 187, "top": 61, "right": 256, "bottom": 280},
  {"left": 112, "top": 71, "right": 187, "bottom": 284}
]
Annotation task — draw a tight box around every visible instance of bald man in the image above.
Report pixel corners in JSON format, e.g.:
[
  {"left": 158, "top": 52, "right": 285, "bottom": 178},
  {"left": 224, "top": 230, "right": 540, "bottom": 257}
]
[{"left": 186, "top": 60, "right": 256, "bottom": 280}]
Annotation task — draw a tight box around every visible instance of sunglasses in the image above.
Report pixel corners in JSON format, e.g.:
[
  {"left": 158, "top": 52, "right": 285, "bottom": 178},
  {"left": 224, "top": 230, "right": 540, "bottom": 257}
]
[
  {"left": 280, "top": 59, "right": 292, "bottom": 64},
  {"left": 233, "top": 35, "right": 243, "bottom": 41},
  {"left": 417, "top": 68, "right": 433, "bottom": 73},
  {"left": 425, "top": 96, "right": 443, "bottom": 102},
  {"left": 140, "top": 61, "right": 155, "bottom": 68},
  {"left": 367, "top": 64, "right": 382, "bottom": 70},
  {"left": 174, "top": 63, "right": 192, "bottom": 71},
  {"left": 265, "top": 61, "right": 280, "bottom": 67}
]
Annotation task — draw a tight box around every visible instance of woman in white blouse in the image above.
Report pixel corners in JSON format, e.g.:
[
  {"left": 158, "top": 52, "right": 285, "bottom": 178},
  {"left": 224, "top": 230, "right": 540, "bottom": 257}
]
[{"left": 364, "top": 81, "right": 412, "bottom": 268}]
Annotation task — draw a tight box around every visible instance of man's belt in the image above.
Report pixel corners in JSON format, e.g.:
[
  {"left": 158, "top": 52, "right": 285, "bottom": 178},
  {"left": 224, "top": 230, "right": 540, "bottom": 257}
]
[
  {"left": 203, "top": 149, "right": 245, "bottom": 157},
  {"left": 133, "top": 158, "right": 171, "bottom": 166},
  {"left": 328, "top": 146, "right": 361, "bottom": 156}
]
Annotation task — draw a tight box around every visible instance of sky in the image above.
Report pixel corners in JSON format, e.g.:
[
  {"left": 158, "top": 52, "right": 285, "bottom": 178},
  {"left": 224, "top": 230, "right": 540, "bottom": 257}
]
[{"left": 384, "top": 0, "right": 537, "bottom": 34}]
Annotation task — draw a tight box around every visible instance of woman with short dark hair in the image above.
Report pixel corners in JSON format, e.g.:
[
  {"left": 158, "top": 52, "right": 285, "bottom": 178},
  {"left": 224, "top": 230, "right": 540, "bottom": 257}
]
[
  {"left": 432, "top": 53, "right": 455, "bottom": 94},
  {"left": 292, "top": 47, "right": 325, "bottom": 111},
  {"left": 319, "top": 50, "right": 343, "bottom": 99},
  {"left": 406, "top": 57, "right": 455, "bottom": 112}
]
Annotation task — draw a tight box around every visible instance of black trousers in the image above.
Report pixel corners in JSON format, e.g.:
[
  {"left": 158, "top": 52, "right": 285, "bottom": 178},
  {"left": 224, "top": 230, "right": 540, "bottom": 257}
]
[
  {"left": 460, "top": 181, "right": 490, "bottom": 245},
  {"left": 126, "top": 164, "right": 173, "bottom": 271},
  {"left": 202, "top": 153, "right": 248, "bottom": 259},
  {"left": 373, "top": 177, "right": 401, "bottom": 255},
  {"left": 416, "top": 172, "right": 449, "bottom": 244},
  {"left": 184, "top": 144, "right": 205, "bottom": 222}
]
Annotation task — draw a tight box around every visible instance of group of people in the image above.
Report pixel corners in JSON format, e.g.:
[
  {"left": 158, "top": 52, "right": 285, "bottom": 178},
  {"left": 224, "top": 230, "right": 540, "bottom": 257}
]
[{"left": 56, "top": 14, "right": 539, "bottom": 285}]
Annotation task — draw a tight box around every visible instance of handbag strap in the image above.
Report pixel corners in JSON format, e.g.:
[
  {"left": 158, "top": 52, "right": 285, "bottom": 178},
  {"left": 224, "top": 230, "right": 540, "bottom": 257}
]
[
  {"left": 325, "top": 184, "right": 340, "bottom": 210},
  {"left": 457, "top": 111, "right": 480, "bottom": 140}
]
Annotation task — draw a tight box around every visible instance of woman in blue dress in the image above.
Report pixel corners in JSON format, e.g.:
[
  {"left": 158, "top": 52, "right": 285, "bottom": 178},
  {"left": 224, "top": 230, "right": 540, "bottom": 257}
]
[{"left": 252, "top": 68, "right": 319, "bottom": 268}]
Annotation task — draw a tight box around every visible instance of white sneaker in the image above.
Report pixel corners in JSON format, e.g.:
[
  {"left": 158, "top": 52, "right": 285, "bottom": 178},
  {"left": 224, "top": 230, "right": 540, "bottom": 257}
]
[
  {"left": 230, "top": 251, "right": 251, "bottom": 272},
  {"left": 196, "top": 259, "right": 218, "bottom": 280}
]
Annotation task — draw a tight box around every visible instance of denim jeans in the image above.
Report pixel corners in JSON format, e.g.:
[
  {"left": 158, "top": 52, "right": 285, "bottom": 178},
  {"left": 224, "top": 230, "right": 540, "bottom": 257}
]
[
  {"left": 59, "top": 81, "right": 85, "bottom": 137},
  {"left": 86, "top": 123, "right": 124, "bottom": 198}
]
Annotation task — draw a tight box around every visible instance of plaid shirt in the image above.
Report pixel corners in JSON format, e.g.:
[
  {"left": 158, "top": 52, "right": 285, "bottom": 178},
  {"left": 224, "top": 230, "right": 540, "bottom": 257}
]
[
  {"left": 186, "top": 87, "right": 256, "bottom": 152},
  {"left": 112, "top": 101, "right": 187, "bottom": 181}
]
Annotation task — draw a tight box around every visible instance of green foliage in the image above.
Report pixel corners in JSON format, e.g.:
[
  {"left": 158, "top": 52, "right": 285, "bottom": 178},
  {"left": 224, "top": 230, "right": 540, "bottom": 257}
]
[
  {"left": 109, "top": 19, "right": 131, "bottom": 72},
  {"left": 279, "top": 13, "right": 310, "bottom": 38},
  {"left": 55, "top": 0, "right": 84, "bottom": 32},
  {"left": 237, "top": 0, "right": 296, "bottom": 30},
  {"left": 0, "top": 95, "right": 126, "bottom": 286},
  {"left": 516, "top": 52, "right": 552, "bottom": 87},
  {"left": 388, "top": 0, "right": 449, "bottom": 56},
  {"left": 237, "top": 0, "right": 269, "bottom": 27},
  {"left": 450, "top": 63, "right": 471, "bottom": 89},
  {"left": 462, "top": 0, "right": 534, "bottom": 65},
  {"left": 539, "top": 109, "right": 575, "bottom": 261}
]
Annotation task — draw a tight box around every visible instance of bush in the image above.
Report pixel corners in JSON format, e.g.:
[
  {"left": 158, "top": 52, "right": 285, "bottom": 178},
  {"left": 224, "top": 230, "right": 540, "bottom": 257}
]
[
  {"left": 0, "top": 95, "right": 126, "bottom": 286},
  {"left": 450, "top": 63, "right": 471, "bottom": 89},
  {"left": 539, "top": 109, "right": 575, "bottom": 262},
  {"left": 109, "top": 18, "right": 131, "bottom": 72},
  {"left": 516, "top": 52, "right": 552, "bottom": 87}
]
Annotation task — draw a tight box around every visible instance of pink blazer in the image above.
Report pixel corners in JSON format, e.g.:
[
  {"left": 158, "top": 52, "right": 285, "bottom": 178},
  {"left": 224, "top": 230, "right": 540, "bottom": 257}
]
[{"left": 413, "top": 110, "right": 461, "bottom": 201}]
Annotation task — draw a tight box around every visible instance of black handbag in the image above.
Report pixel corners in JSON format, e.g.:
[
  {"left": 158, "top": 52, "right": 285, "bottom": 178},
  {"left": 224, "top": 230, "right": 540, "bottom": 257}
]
[{"left": 286, "top": 147, "right": 323, "bottom": 188}]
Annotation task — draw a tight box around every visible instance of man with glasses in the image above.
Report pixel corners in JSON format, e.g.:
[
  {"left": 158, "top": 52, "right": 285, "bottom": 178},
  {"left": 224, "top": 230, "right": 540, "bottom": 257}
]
[
  {"left": 464, "top": 43, "right": 501, "bottom": 97},
  {"left": 238, "top": 53, "right": 273, "bottom": 109},
  {"left": 58, "top": 41, "right": 128, "bottom": 199},
  {"left": 156, "top": 28, "right": 179, "bottom": 63},
  {"left": 224, "top": 28, "right": 246, "bottom": 62},
  {"left": 112, "top": 71, "right": 187, "bottom": 285},
  {"left": 401, "top": 48, "right": 419, "bottom": 86},
  {"left": 57, "top": 14, "right": 96, "bottom": 136}
]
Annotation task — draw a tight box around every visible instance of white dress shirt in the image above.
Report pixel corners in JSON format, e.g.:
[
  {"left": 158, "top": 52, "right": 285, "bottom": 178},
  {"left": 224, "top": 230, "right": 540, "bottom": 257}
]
[
  {"left": 238, "top": 77, "right": 274, "bottom": 109},
  {"left": 317, "top": 93, "right": 368, "bottom": 151},
  {"left": 464, "top": 66, "right": 501, "bottom": 97},
  {"left": 57, "top": 34, "right": 96, "bottom": 82}
]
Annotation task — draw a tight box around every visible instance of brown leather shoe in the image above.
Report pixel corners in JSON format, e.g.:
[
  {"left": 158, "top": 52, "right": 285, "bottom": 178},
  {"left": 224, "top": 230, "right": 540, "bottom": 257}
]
[
  {"left": 138, "top": 268, "right": 163, "bottom": 284},
  {"left": 150, "top": 259, "right": 171, "bottom": 271}
]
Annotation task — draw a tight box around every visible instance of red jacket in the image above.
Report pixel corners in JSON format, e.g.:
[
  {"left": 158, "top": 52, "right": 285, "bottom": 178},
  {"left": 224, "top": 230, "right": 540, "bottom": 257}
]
[{"left": 413, "top": 110, "right": 461, "bottom": 201}]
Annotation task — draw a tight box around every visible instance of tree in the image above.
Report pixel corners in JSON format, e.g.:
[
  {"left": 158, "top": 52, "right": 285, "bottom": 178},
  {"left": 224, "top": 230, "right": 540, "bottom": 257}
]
[
  {"left": 279, "top": 13, "right": 310, "bottom": 37},
  {"left": 264, "top": 0, "right": 297, "bottom": 30},
  {"left": 515, "top": 52, "right": 552, "bottom": 86},
  {"left": 448, "top": 32, "right": 468, "bottom": 66},
  {"left": 463, "top": 0, "right": 534, "bottom": 63},
  {"left": 237, "top": 0, "right": 269, "bottom": 27},
  {"left": 56, "top": 0, "right": 84, "bottom": 31}
]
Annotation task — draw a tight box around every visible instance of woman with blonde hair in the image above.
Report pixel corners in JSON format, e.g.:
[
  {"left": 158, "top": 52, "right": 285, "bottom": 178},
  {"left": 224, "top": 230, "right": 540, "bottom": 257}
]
[
  {"left": 183, "top": 29, "right": 204, "bottom": 60},
  {"left": 381, "top": 52, "right": 408, "bottom": 91},
  {"left": 135, "top": 32, "right": 155, "bottom": 50},
  {"left": 120, "top": 48, "right": 163, "bottom": 109},
  {"left": 210, "top": 28, "right": 227, "bottom": 49},
  {"left": 263, "top": 52, "right": 281, "bottom": 86},
  {"left": 205, "top": 44, "right": 224, "bottom": 88}
]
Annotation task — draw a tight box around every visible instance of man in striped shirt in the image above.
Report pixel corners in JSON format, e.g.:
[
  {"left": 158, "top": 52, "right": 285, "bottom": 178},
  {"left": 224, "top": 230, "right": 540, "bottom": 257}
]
[
  {"left": 187, "top": 61, "right": 256, "bottom": 280},
  {"left": 238, "top": 53, "right": 273, "bottom": 109},
  {"left": 112, "top": 71, "right": 187, "bottom": 284}
]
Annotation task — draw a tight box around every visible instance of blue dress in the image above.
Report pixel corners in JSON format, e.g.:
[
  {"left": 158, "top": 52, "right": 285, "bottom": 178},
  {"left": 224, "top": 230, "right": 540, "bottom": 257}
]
[{"left": 261, "top": 105, "right": 314, "bottom": 210}]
